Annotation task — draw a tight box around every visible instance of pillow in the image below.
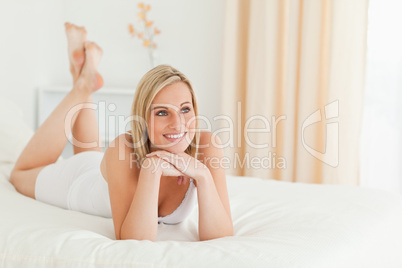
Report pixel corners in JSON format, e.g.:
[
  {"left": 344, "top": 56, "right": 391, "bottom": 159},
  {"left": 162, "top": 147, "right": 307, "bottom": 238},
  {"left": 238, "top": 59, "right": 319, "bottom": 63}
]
[{"left": 0, "top": 97, "right": 34, "bottom": 180}]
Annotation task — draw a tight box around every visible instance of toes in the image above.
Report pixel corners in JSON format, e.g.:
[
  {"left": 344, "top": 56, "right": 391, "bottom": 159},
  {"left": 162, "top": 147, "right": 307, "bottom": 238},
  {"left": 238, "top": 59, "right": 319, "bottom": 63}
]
[
  {"left": 65, "top": 22, "right": 87, "bottom": 35},
  {"left": 84, "top": 41, "right": 103, "bottom": 54}
]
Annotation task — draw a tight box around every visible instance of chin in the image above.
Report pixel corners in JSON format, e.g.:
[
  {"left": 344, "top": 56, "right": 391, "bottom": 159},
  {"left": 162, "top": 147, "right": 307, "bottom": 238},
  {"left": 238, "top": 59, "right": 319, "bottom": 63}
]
[
  {"left": 163, "top": 144, "right": 190, "bottom": 154},
  {"left": 151, "top": 141, "right": 191, "bottom": 154}
]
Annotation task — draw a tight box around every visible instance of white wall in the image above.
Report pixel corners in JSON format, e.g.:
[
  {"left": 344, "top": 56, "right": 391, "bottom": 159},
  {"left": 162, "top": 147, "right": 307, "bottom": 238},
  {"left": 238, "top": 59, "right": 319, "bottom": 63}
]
[
  {"left": 0, "top": 0, "right": 64, "bottom": 129},
  {"left": 0, "top": 0, "right": 225, "bottom": 131},
  {"left": 359, "top": 0, "right": 402, "bottom": 194}
]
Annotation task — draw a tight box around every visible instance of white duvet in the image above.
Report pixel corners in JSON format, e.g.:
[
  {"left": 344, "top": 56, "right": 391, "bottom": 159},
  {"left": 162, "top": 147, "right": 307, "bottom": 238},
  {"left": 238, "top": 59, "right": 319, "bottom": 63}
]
[
  {"left": 1, "top": 97, "right": 402, "bottom": 267},
  {"left": 1, "top": 174, "right": 402, "bottom": 268}
]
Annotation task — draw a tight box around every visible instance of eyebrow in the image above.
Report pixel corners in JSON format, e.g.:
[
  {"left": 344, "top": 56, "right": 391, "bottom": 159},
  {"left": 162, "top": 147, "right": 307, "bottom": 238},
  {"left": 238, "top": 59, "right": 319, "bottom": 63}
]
[{"left": 151, "top": 101, "right": 192, "bottom": 111}]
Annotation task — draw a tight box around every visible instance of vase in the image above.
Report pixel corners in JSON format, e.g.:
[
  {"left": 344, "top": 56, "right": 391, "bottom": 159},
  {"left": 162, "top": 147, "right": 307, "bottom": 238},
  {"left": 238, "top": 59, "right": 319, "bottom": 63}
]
[{"left": 148, "top": 49, "right": 158, "bottom": 68}]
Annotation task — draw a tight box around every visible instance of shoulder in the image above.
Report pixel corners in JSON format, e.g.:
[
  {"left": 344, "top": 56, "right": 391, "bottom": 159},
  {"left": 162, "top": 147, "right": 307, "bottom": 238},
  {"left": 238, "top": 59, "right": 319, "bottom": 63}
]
[
  {"left": 103, "top": 133, "right": 135, "bottom": 160},
  {"left": 101, "top": 133, "right": 139, "bottom": 183},
  {"left": 198, "top": 130, "right": 223, "bottom": 148},
  {"left": 197, "top": 130, "right": 224, "bottom": 165}
]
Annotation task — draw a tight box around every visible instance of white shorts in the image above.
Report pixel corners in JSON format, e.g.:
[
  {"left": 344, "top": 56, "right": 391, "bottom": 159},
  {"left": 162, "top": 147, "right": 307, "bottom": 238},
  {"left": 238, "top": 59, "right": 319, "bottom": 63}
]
[{"left": 35, "top": 151, "right": 112, "bottom": 218}]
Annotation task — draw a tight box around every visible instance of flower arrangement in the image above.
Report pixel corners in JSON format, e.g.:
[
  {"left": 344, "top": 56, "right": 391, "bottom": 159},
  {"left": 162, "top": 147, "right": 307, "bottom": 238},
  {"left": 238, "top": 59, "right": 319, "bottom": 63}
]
[{"left": 128, "top": 2, "right": 161, "bottom": 68}]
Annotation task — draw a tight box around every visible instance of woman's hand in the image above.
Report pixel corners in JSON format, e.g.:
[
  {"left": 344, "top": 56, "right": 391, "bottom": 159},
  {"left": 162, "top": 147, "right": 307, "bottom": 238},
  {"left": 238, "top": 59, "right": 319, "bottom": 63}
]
[
  {"left": 146, "top": 151, "right": 210, "bottom": 182},
  {"left": 141, "top": 155, "right": 184, "bottom": 178},
  {"left": 142, "top": 155, "right": 190, "bottom": 185}
]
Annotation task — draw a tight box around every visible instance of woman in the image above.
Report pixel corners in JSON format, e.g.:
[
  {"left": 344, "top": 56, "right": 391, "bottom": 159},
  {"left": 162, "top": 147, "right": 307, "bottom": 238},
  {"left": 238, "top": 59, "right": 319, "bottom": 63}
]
[{"left": 10, "top": 23, "right": 233, "bottom": 241}]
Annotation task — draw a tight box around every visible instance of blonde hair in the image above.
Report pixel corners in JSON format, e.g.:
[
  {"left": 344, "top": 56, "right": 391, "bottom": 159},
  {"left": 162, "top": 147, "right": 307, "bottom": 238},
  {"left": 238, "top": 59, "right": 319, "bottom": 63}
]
[{"left": 130, "top": 64, "right": 200, "bottom": 166}]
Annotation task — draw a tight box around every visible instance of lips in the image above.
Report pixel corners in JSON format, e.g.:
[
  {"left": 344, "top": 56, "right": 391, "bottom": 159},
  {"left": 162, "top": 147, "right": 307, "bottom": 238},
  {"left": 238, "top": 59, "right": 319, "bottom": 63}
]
[{"left": 163, "top": 132, "right": 187, "bottom": 142}]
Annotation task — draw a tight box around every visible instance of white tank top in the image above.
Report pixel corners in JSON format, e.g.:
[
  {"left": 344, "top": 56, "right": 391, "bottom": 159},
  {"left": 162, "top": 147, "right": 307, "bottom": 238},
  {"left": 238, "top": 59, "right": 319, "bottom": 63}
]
[{"left": 158, "top": 178, "right": 197, "bottom": 224}]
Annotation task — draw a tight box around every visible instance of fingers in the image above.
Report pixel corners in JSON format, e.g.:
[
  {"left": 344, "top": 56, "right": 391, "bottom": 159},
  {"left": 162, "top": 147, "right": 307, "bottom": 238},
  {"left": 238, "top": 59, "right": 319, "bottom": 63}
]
[
  {"left": 146, "top": 150, "right": 180, "bottom": 159},
  {"left": 177, "top": 176, "right": 188, "bottom": 185},
  {"left": 144, "top": 155, "right": 183, "bottom": 176},
  {"left": 146, "top": 151, "right": 186, "bottom": 172}
]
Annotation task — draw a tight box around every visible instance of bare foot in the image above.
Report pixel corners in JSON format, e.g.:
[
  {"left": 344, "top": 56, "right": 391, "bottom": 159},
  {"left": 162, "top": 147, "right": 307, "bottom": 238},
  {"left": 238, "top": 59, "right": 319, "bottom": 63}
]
[
  {"left": 75, "top": 41, "right": 104, "bottom": 94},
  {"left": 65, "top": 22, "right": 87, "bottom": 83}
]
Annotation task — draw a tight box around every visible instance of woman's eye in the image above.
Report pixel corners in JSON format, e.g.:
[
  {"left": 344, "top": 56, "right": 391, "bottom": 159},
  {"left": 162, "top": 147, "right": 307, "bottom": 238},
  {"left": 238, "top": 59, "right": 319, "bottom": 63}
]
[
  {"left": 181, "top": 107, "right": 191, "bottom": 113},
  {"left": 156, "top": 110, "right": 167, "bottom": 116},
  {"left": 155, "top": 107, "right": 191, "bottom": 116}
]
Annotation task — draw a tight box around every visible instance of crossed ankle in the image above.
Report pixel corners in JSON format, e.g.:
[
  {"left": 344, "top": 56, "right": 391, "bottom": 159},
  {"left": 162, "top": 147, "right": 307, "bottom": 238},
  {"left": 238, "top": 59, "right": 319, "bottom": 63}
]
[{"left": 73, "top": 73, "right": 103, "bottom": 94}]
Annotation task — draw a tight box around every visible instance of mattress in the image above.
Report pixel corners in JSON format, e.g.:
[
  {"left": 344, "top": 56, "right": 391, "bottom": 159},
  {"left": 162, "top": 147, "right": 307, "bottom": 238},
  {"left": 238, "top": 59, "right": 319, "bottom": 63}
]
[{"left": 0, "top": 175, "right": 402, "bottom": 268}]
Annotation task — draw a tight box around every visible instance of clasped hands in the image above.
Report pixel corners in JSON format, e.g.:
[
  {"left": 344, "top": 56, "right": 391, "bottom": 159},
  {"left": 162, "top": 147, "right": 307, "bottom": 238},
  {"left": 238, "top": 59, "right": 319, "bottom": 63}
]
[{"left": 145, "top": 150, "right": 209, "bottom": 184}]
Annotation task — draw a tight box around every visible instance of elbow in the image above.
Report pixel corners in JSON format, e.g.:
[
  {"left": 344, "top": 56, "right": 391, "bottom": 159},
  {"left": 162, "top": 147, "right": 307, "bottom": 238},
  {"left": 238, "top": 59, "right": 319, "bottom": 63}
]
[
  {"left": 199, "top": 228, "right": 234, "bottom": 241},
  {"left": 119, "top": 236, "right": 157, "bottom": 242},
  {"left": 119, "top": 221, "right": 158, "bottom": 241},
  {"left": 223, "top": 225, "right": 234, "bottom": 238},
  {"left": 119, "top": 230, "right": 157, "bottom": 242}
]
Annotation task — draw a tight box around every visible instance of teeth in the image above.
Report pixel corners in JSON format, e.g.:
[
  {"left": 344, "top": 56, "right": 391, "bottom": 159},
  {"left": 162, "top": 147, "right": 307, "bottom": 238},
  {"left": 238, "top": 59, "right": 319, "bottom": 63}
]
[{"left": 164, "top": 132, "right": 185, "bottom": 139}]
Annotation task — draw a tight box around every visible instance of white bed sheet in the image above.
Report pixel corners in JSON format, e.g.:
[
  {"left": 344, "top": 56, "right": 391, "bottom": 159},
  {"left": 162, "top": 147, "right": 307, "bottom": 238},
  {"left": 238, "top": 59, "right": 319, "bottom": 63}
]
[{"left": 1, "top": 175, "right": 402, "bottom": 268}]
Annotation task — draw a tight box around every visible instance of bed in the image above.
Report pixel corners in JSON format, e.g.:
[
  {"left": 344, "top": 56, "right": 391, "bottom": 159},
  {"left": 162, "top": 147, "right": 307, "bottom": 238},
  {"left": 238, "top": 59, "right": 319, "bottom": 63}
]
[{"left": 1, "top": 97, "right": 402, "bottom": 267}]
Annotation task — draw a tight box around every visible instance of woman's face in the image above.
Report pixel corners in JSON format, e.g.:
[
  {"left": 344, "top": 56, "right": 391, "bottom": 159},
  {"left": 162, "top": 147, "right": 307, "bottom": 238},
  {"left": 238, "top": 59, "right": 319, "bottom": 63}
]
[{"left": 147, "top": 81, "right": 196, "bottom": 153}]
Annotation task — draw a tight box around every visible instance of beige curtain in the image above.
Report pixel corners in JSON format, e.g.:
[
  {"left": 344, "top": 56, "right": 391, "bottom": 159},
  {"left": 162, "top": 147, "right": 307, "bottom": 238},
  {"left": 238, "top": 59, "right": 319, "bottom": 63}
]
[{"left": 220, "top": 0, "right": 368, "bottom": 185}]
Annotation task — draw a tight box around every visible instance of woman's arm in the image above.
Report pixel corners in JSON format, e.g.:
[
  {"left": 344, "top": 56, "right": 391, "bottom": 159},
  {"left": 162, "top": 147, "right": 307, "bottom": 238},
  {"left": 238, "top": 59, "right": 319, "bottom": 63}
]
[
  {"left": 146, "top": 131, "right": 233, "bottom": 241},
  {"left": 196, "top": 169, "right": 233, "bottom": 240},
  {"left": 119, "top": 157, "right": 162, "bottom": 241},
  {"left": 101, "top": 134, "right": 162, "bottom": 241},
  {"left": 196, "top": 132, "right": 233, "bottom": 241}
]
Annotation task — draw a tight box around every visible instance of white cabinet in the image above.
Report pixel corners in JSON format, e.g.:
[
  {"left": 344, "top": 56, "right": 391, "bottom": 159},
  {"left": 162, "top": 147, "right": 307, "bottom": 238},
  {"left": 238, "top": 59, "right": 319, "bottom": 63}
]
[{"left": 37, "top": 86, "right": 135, "bottom": 158}]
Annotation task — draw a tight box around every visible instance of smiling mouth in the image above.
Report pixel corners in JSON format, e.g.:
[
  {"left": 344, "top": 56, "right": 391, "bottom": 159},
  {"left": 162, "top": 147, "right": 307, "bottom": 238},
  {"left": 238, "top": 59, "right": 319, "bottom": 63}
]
[{"left": 163, "top": 132, "right": 187, "bottom": 141}]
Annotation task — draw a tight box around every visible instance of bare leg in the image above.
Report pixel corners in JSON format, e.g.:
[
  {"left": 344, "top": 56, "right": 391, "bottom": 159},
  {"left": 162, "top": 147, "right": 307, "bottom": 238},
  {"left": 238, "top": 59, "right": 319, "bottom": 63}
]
[
  {"left": 72, "top": 41, "right": 104, "bottom": 154},
  {"left": 10, "top": 24, "right": 104, "bottom": 199},
  {"left": 65, "top": 23, "right": 103, "bottom": 154},
  {"left": 72, "top": 95, "right": 103, "bottom": 154},
  {"left": 10, "top": 87, "right": 95, "bottom": 198}
]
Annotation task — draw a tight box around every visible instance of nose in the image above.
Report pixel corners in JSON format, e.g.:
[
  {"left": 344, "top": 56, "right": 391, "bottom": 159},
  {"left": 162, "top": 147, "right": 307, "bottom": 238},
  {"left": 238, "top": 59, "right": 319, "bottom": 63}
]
[{"left": 169, "top": 110, "right": 185, "bottom": 131}]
